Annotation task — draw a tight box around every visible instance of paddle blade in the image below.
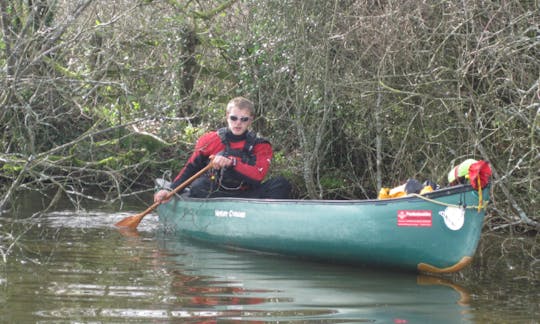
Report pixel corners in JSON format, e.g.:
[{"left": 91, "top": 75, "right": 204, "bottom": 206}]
[{"left": 115, "top": 213, "right": 145, "bottom": 229}]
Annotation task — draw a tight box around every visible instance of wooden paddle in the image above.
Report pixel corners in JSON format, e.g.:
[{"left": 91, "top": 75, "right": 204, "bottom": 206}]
[{"left": 115, "top": 162, "right": 213, "bottom": 229}]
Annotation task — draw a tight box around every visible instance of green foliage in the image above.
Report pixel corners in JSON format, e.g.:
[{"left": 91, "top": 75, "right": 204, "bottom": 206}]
[{"left": 1, "top": 163, "right": 23, "bottom": 175}]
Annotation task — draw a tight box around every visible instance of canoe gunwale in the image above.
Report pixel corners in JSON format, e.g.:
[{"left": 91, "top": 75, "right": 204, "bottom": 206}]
[{"left": 155, "top": 178, "right": 478, "bottom": 206}]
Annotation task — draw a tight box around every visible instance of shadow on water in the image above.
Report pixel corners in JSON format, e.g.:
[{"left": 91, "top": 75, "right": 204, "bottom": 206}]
[
  {"left": 453, "top": 231, "right": 539, "bottom": 324},
  {"left": 0, "top": 193, "right": 538, "bottom": 323}
]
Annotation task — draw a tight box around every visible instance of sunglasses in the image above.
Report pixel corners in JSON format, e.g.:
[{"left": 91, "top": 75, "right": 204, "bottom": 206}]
[{"left": 229, "top": 115, "right": 251, "bottom": 122}]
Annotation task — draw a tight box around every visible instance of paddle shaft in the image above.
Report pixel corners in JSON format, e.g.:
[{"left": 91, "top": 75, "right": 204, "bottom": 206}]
[{"left": 115, "top": 162, "right": 213, "bottom": 228}]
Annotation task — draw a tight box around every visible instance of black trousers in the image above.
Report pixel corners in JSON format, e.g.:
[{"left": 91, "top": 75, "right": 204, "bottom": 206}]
[{"left": 189, "top": 175, "right": 291, "bottom": 199}]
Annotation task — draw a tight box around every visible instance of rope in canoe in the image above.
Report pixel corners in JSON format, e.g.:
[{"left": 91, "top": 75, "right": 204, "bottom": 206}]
[{"left": 408, "top": 193, "right": 487, "bottom": 211}]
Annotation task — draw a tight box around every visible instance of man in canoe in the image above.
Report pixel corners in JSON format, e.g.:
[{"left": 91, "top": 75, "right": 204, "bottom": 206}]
[{"left": 154, "top": 97, "right": 291, "bottom": 202}]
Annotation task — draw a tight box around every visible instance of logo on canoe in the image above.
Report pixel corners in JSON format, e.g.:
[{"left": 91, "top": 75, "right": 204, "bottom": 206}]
[
  {"left": 215, "top": 209, "right": 246, "bottom": 218},
  {"left": 397, "top": 210, "right": 432, "bottom": 227},
  {"left": 438, "top": 207, "right": 465, "bottom": 231}
]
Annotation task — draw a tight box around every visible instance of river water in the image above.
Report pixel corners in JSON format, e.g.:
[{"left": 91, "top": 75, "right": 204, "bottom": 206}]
[{"left": 0, "top": 195, "right": 538, "bottom": 323}]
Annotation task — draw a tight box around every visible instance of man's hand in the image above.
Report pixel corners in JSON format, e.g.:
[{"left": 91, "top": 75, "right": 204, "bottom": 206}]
[
  {"left": 211, "top": 155, "right": 234, "bottom": 169},
  {"left": 154, "top": 189, "right": 172, "bottom": 203}
]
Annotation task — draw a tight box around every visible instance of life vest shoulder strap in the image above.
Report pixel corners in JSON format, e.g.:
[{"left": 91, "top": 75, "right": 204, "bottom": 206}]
[{"left": 217, "top": 127, "right": 269, "bottom": 153}]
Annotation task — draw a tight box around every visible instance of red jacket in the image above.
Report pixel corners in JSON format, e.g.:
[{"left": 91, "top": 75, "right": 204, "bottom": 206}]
[{"left": 171, "top": 129, "right": 272, "bottom": 189}]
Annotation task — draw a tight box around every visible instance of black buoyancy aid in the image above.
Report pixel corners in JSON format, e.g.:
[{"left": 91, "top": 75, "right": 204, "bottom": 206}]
[
  {"left": 216, "top": 128, "right": 268, "bottom": 189},
  {"left": 217, "top": 127, "right": 268, "bottom": 165}
]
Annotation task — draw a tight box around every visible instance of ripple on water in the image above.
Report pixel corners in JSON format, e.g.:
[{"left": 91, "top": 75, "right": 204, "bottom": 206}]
[{"left": 43, "top": 210, "right": 161, "bottom": 232}]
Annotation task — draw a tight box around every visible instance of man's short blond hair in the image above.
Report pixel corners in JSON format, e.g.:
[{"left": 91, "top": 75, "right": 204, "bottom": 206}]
[{"left": 226, "top": 97, "right": 254, "bottom": 116}]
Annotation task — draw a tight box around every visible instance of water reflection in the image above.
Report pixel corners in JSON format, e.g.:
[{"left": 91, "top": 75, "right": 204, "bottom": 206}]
[
  {"left": 1, "top": 210, "right": 474, "bottom": 323},
  {"left": 155, "top": 237, "right": 473, "bottom": 323}
]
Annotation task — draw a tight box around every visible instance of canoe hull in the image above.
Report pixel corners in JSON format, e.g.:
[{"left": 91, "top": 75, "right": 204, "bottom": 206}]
[{"left": 157, "top": 185, "right": 487, "bottom": 273}]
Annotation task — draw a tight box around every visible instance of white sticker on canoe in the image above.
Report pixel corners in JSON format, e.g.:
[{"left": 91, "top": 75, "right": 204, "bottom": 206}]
[
  {"left": 438, "top": 207, "right": 465, "bottom": 231},
  {"left": 215, "top": 209, "right": 246, "bottom": 218},
  {"left": 397, "top": 210, "right": 432, "bottom": 227}
]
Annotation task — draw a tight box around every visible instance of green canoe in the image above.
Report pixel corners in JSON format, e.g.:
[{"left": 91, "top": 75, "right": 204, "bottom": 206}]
[{"left": 157, "top": 183, "right": 489, "bottom": 273}]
